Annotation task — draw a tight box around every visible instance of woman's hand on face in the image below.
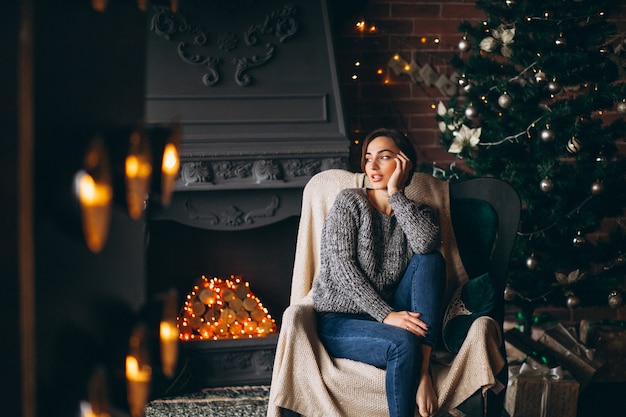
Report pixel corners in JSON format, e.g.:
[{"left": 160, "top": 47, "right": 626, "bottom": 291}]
[
  {"left": 383, "top": 310, "right": 429, "bottom": 337},
  {"left": 387, "top": 151, "right": 412, "bottom": 196}
]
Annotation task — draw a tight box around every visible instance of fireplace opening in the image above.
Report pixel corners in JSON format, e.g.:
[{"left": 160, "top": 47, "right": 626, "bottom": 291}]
[
  {"left": 145, "top": 214, "right": 300, "bottom": 391},
  {"left": 146, "top": 215, "right": 300, "bottom": 328}
]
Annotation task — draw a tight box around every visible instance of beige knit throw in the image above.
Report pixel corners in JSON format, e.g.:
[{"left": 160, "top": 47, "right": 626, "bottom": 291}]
[{"left": 268, "top": 170, "right": 505, "bottom": 417}]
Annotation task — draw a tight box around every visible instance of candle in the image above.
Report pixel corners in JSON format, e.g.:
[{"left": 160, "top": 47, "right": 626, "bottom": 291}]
[
  {"left": 160, "top": 141, "right": 179, "bottom": 205},
  {"left": 126, "top": 355, "right": 151, "bottom": 417},
  {"left": 77, "top": 171, "right": 112, "bottom": 253},
  {"left": 160, "top": 320, "right": 178, "bottom": 378}
]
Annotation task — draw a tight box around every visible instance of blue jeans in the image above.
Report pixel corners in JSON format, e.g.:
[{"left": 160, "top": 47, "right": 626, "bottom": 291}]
[{"left": 317, "top": 252, "right": 445, "bottom": 417}]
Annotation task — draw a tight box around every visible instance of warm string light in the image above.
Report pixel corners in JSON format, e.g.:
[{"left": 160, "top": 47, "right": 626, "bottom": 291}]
[
  {"left": 350, "top": 18, "right": 444, "bottom": 85},
  {"left": 178, "top": 275, "right": 277, "bottom": 341}
]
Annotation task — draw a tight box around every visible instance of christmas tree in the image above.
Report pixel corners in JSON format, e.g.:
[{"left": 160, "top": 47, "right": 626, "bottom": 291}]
[{"left": 435, "top": 0, "right": 626, "bottom": 325}]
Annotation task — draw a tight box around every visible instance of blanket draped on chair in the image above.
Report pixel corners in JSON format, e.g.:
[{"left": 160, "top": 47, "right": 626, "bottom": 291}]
[{"left": 267, "top": 170, "right": 505, "bottom": 417}]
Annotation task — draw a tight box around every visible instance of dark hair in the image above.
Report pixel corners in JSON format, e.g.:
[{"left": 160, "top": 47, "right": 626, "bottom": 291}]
[{"left": 360, "top": 128, "right": 417, "bottom": 183}]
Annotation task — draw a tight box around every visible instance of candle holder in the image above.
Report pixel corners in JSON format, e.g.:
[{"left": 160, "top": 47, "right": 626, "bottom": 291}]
[
  {"left": 125, "top": 127, "right": 152, "bottom": 220},
  {"left": 159, "top": 120, "right": 181, "bottom": 206},
  {"left": 160, "top": 288, "right": 179, "bottom": 378},
  {"left": 126, "top": 325, "right": 152, "bottom": 417},
  {"left": 75, "top": 136, "right": 112, "bottom": 253}
]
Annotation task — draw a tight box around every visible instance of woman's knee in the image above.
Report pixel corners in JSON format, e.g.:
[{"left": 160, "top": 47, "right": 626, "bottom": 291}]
[{"left": 388, "top": 331, "right": 421, "bottom": 359}]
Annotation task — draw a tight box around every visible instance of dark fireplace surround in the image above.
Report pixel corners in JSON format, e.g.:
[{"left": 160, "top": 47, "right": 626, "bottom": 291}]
[{"left": 144, "top": 0, "right": 349, "bottom": 388}]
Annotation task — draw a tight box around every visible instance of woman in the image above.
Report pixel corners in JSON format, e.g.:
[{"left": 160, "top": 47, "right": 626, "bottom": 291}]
[{"left": 312, "top": 128, "right": 445, "bottom": 417}]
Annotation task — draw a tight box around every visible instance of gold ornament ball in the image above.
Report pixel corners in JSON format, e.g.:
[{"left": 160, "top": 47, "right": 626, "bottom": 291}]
[
  {"left": 591, "top": 180, "right": 604, "bottom": 195},
  {"left": 608, "top": 291, "right": 623, "bottom": 309}
]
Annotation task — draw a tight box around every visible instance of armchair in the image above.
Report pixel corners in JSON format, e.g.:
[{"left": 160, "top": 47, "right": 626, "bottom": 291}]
[{"left": 267, "top": 169, "right": 520, "bottom": 417}]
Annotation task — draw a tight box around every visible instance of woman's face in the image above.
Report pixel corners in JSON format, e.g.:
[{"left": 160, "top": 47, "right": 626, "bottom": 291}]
[{"left": 364, "top": 135, "right": 400, "bottom": 190}]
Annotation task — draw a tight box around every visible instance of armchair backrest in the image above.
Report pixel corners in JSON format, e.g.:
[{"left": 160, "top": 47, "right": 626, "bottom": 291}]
[{"left": 449, "top": 177, "right": 521, "bottom": 322}]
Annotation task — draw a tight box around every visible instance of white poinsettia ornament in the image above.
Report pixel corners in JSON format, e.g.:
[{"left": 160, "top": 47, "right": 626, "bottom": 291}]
[
  {"left": 480, "top": 23, "right": 515, "bottom": 57},
  {"left": 448, "top": 124, "right": 482, "bottom": 154},
  {"left": 436, "top": 101, "right": 462, "bottom": 133}
]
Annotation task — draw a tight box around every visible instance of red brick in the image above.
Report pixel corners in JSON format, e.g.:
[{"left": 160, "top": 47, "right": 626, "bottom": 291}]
[
  {"left": 441, "top": 4, "right": 486, "bottom": 20},
  {"left": 391, "top": 4, "right": 441, "bottom": 19}
]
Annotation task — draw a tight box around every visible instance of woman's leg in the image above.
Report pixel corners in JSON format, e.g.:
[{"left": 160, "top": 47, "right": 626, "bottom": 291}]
[
  {"left": 393, "top": 252, "right": 446, "bottom": 347},
  {"left": 317, "top": 312, "right": 422, "bottom": 417},
  {"left": 393, "top": 252, "right": 446, "bottom": 416}
]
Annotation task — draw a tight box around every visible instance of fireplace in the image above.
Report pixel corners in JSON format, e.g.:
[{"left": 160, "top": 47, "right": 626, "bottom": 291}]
[{"left": 143, "top": 0, "right": 350, "bottom": 389}]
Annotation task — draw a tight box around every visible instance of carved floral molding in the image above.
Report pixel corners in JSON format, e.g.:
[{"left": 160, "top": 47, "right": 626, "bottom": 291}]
[
  {"left": 179, "top": 157, "right": 347, "bottom": 186},
  {"left": 150, "top": 3, "right": 298, "bottom": 87}
]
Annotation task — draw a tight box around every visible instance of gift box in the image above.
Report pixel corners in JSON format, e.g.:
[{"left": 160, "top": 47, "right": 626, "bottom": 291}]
[
  {"left": 538, "top": 323, "right": 602, "bottom": 389},
  {"left": 504, "top": 328, "right": 560, "bottom": 368},
  {"left": 579, "top": 319, "right": 626, "bottom": 382},
  {"left": 505, "top": 363, "right": 579, "bottom": 417}
]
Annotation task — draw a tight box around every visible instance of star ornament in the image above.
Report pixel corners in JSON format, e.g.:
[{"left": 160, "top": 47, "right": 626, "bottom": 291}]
[{"left": 448, "top": 125, "right": 482, "bottom": 154}]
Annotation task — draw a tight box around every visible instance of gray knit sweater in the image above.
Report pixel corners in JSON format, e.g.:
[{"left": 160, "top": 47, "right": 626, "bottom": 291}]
[{"left": 312, "top": 188, "right": 441, "bottom": 322}]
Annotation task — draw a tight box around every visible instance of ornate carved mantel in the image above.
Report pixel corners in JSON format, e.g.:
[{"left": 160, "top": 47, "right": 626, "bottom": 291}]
[{"left": 145, "top": 0, "right": 348, "bottom": 230}]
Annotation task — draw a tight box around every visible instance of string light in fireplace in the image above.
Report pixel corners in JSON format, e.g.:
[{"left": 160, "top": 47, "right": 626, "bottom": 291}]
[{"left": 178, "top": 275, "right": 277, "bottom": 341}]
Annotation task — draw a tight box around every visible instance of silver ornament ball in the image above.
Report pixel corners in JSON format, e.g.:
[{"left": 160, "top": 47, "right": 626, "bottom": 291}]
[
  {"left": 458, "top": 38, "right": 471, "bottom": 52},
  {"left": 566, "top": 294, "right": 581, "bottom": 309},
  {"left": 572, "top": 231, "right": 586, "bottom": 247},
  {"left": 617, "top": 101, "right": 626, "bottom": 115},
  {"left": 498, "top": 93, "right": 512, "bottom": 109},
  {"left": 540, "top": 177, "right": 554, "bottom": 192},
  {"left": 465, "top": 105, "right": 478, "bottom": 119},
  {"left": 535, "top": 71, "right": 547, "bottom": 83},
  {"left": 591, "top": 180, "right": 604, "bottom": 195},
  {"left": 504, "top": 285, "right": 517, "bottom": 301},
  {"left": 540, "top": 128, "right": 555, "bottom": 142},
  {"left": 608, "top": 291, "right": 623, "bottom": 309},
  {"left": 567, "top": 136, "right": 582, "bottom": 154},
  {"left": 526, "top": 253, "right": 538, "bottom": 270},
  {"left": 547, "top": 81, "right": 561, "bottom": 94}
]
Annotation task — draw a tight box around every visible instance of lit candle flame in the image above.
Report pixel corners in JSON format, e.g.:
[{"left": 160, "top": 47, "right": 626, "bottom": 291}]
[{"left": 162, "top": 143, "right": 179, "bottom": 175}]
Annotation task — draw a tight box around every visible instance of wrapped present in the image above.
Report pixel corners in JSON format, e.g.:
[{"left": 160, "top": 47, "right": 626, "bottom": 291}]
[
  {"left": 505, "top": 363, "right": 579, "bottom": 417},
  {"left": 538, "top": 323, "right": 602, "bottom": 389},
  {"left": 504, "top": 328, "right": 560, "bottom": 368},
  {"left": 579, "top": 319, "right": 626, "bottom": 382}
]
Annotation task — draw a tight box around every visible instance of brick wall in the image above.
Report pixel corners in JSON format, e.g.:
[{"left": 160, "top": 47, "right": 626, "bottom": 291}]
[
  {"left": 333, "top": 0, "right": 626, "bottom": 169},
  {"left": 331, "top": 0, "right": 626, "bottom": 318}
]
